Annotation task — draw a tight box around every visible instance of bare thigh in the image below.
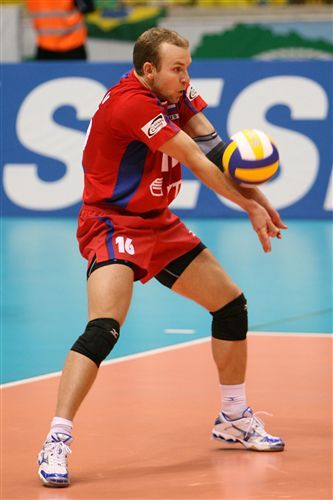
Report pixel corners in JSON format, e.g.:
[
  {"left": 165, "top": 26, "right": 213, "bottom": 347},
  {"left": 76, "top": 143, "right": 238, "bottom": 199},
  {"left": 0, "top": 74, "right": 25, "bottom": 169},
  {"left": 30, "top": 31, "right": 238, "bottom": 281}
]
[
  {"left": 171, "top": 248, "right": 242, "bottom": 312},
  {"left": 87, "top": 264, "right": 134, "bottom": 325}
]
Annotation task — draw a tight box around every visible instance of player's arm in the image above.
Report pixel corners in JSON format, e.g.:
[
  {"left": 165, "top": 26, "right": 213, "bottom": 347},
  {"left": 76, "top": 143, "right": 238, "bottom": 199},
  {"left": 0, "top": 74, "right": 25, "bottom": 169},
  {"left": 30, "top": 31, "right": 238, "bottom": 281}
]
[
  {"left": 182, "top": 112, "right": 226, "bottom": 170},
  {"left": 182, "top": 112, "right": 287, "bottom": 237},
  {"left": 159, "top": 130, "right": 280, "bottom": 253}
]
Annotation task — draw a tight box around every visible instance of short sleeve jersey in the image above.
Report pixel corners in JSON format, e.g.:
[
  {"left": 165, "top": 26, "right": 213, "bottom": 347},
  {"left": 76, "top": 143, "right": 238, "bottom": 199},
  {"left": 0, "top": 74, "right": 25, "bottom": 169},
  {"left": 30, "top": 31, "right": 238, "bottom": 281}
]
[{"left": 82, "top": 69, "right": 207, "bottom": 214}]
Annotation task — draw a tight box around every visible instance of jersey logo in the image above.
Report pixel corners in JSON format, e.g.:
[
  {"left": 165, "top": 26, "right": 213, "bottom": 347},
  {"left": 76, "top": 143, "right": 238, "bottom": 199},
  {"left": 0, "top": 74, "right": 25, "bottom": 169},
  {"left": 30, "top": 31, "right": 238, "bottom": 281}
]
[
  {"left": 141, "top": 113, "right": 167, "bottom": 138},
  {"left": 167, "top": 180, "right": 182, "bottom": 198},
  {"left": 110, "top": 328, "right": 119, "bottom": 339},
  {"left": 150, "top": 177, "right": 164, "bottom": 197},
  {"left": 186, "top": 85, "right": 199, "bottom": 101}
]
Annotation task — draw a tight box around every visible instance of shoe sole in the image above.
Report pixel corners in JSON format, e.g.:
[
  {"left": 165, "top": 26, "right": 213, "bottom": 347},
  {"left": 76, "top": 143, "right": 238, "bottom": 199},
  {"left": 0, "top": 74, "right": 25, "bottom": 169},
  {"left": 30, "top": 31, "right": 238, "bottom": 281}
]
[
  {"left": 38, "top": 471, "right": 70, "bottom": 488},
  {"left": 212, "top": 432, "right": 285, "bottom": 452}
]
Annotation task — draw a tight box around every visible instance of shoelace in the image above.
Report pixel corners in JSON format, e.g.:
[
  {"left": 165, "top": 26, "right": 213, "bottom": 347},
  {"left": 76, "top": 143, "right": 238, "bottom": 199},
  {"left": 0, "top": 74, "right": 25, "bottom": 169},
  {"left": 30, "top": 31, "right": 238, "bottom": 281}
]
[
  {"left": 44, "top": 441, "right": 72, "bottom": 467},
  {"left": 244, "top": 411, "right": 272, "bottom": 438}
]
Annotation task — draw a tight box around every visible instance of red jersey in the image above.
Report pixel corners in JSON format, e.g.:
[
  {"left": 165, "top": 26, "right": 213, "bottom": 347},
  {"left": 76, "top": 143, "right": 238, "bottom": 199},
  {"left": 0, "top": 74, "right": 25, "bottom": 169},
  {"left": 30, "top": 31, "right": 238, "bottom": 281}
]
[{"left": 82, "top": 69, "right": 207, "bottom": 214}]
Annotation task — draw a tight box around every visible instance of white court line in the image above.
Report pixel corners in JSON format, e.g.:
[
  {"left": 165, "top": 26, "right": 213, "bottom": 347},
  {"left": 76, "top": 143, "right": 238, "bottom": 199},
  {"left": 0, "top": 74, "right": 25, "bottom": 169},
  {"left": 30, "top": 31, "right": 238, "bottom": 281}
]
[
  {"left": 1, "top": 331, "right": 331, "bottom": 389},
  {"left": 164, "top": 329, "right": 195, "bottom": 334},
  {"left": 0, "top": 337, "right": 209, "bottom": 389},
  {"left": 251, "top": 331, "right": 333, "bottom": 337}
]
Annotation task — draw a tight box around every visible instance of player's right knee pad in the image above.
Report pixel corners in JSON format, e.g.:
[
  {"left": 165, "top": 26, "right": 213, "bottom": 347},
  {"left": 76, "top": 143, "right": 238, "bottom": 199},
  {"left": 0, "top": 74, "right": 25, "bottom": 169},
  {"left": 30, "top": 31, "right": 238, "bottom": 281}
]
[
  {"left": 210, "top": 293, "right": 248, "bottom": 341},
  {"left": 71, "top": 318, "right": 120, "bottom": 367}
]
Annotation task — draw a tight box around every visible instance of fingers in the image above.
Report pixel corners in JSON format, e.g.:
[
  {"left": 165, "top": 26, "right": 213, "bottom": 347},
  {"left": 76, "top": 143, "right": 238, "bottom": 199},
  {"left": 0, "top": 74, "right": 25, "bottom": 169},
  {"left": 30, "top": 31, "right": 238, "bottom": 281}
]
[
  {"left": 267, "top": 221, "right": 280, "bottom": 238},
  {"left": 275, "top": 220, "right": 288, "bottom": 231},
  {"left": 250, "top": 205, "right": 286, "bottom": 252},
  {"left": 256, "top": 226, "right": 271, "bottom": 253},
  {"left": 272, "top": 213, "right": 288, "bottom": 230},
  {"left": 270, "top": 219, "right": 286, "bottom": 239},
  {"left": 257, "top": 221, "right": 280, "bottom": 252}
]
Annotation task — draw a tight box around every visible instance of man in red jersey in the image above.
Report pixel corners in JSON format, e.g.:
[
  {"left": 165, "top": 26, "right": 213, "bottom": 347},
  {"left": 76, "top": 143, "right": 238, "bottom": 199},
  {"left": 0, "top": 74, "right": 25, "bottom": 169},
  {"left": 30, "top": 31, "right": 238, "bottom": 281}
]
[{"left": 38, "top": 28, "right": 287, "bottom": 488}]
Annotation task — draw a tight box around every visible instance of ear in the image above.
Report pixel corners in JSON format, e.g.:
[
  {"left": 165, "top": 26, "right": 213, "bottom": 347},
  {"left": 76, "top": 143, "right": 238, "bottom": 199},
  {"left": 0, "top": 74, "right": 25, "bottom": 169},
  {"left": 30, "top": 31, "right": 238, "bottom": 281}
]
[{"left": 142, "top": 62, "right": 155, "bottom": 81}]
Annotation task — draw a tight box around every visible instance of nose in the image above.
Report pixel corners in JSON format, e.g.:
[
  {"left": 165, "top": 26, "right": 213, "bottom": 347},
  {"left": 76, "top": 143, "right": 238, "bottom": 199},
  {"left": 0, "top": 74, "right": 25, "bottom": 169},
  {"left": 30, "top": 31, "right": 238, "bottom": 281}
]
[{"left": 181, "top": 70, "right": 190, "bottom": 84}]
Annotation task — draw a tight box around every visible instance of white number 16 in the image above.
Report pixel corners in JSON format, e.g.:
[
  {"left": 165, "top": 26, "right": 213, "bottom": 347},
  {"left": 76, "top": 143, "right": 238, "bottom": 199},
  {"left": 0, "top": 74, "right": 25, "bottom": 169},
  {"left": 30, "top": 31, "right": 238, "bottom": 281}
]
[{"left": 115, "top": 236, "right": 135, "bottom": 255}]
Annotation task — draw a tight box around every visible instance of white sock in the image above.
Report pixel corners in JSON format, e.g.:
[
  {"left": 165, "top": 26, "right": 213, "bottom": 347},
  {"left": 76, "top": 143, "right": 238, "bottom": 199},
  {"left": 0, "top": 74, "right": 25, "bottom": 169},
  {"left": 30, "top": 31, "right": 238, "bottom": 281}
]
[
  {"left": 46, "top": 416, "right": 73, "bottom": 442},
  {"left": 221, "top": 383, "right": 247, "bottom": 419}
]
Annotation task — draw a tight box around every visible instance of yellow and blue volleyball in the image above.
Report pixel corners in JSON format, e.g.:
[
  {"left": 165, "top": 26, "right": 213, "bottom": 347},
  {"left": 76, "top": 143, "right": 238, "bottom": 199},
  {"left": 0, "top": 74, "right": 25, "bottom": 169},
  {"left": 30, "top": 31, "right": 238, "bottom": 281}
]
[{"left": 222, "top": 129, "right": 279, "bottom": 187}]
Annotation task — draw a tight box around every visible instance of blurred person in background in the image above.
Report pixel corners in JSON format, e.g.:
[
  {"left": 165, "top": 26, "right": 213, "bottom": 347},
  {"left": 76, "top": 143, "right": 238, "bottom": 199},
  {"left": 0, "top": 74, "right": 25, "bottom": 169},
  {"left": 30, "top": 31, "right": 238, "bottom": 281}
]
[{"left": 26, "top": 0, "right": 95, "bottom": 60}]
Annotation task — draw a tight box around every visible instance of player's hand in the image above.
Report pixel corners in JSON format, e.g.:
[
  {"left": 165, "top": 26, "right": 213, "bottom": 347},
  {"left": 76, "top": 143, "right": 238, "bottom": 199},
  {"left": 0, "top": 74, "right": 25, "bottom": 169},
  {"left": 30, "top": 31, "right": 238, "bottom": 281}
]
[
  {"left": 240, "top": 187, "right": 288, "bottom": 242},
  {"left": 247, "top": 203, "right": 283, "bottom": 253},
  {"left": 264, "top": 206, "right": 288, "bottom": 240}
]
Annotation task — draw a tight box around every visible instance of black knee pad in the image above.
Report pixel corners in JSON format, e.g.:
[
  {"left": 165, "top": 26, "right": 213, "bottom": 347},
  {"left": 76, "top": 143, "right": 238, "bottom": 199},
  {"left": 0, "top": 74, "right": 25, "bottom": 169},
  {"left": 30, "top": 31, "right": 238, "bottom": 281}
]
[
  {"left": 71, "top": 318, "right": 120, "bottom": 367},
  {"left": 210, "top": 294, "right": 248, "bottom": 341}
]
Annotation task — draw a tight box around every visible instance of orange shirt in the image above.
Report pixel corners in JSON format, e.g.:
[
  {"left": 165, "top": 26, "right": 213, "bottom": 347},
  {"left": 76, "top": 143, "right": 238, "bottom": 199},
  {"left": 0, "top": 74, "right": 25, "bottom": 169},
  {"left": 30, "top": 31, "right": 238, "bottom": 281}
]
[{"left": 26, "top": 0, "right": 87, "bottom": 52}]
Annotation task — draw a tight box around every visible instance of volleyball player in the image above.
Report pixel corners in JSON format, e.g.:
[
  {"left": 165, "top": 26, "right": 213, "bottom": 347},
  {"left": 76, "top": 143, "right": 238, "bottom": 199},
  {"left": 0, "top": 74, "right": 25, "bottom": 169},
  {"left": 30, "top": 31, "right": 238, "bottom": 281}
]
[{"left": 37, "top": 27, "right": 287, "bottom": 488}]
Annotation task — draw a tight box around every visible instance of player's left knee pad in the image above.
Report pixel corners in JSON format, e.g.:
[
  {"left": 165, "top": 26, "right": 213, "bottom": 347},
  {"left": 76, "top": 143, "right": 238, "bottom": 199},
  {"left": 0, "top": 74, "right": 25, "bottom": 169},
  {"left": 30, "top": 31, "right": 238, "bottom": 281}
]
[
  {"left": 71, "top": 318, "right": 120, "bottom": 367},
  {"left": 210, "top": 293, "right": 248, "bottom": 341}
]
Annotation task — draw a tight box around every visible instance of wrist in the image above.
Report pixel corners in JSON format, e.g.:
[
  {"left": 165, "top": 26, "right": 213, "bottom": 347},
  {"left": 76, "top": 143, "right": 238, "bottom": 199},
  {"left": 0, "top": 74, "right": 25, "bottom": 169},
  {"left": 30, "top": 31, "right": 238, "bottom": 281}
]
[{"left": 242, "top": 199, "right": 259, "bottom": 214}]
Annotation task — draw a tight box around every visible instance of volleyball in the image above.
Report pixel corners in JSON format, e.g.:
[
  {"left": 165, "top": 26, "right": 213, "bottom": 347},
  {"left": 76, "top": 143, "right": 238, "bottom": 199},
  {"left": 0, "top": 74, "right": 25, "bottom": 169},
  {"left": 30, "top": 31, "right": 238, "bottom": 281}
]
[{"left": 222, "top": 129, "right": 279, "bottom": 187}]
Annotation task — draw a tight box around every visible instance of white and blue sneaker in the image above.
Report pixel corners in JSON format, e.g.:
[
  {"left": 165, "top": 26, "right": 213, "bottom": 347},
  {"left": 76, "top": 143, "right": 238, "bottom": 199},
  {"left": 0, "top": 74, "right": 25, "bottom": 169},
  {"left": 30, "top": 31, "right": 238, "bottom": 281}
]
[
  {"left": 37, "top": 432, "right": 72, "bottom": 487},
  {"left": 212, "top": 407, "right": 285, "bottom": 451}
]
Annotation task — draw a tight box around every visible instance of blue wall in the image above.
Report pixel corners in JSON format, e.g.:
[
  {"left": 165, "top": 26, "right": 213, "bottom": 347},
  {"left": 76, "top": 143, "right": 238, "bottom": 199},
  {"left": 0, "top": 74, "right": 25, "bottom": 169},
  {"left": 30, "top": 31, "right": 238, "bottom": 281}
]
[{"left": 1, "top": 61, "right": 332, "bottom": 218}]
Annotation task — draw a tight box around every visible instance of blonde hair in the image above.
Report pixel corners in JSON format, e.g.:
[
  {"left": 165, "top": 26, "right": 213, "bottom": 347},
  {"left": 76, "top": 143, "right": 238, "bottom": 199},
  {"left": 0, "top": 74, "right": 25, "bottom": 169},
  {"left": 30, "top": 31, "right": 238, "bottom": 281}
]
[{"left": 133, "top": 27, "right": 189, "bottom": 76}]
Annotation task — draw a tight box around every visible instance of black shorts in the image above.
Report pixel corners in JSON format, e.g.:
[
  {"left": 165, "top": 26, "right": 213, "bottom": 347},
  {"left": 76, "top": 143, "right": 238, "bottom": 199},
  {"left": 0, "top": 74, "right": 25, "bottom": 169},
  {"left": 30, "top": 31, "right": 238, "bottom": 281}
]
[
  {"left": 154, "top": 241, "right": 206, "bottom": 288},
  {"left": 36, "top": 45, "right": 87, "bottom": 60},
  {"left": 88, "top": 242, "right": 206, "bottom": 288}
]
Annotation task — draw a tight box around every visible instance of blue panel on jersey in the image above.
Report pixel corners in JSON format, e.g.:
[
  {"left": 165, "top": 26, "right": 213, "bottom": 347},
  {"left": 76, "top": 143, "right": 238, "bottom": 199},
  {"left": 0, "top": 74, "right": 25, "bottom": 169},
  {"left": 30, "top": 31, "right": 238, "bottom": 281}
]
[
  {"left": 107, "top": 140, "right": 148, "bottom": 208},
  {"left": 98, "top": 217, "right": 115, "bottom": 259}
]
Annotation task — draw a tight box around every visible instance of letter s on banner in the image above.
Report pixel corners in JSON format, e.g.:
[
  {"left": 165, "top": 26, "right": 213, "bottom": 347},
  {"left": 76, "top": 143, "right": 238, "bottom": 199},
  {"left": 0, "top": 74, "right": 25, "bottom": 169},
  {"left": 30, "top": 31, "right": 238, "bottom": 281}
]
[
  {"left": 3, "top": 78, "right": 107, "bottom": 210},
  {"left": 222, "top": 76, "right": 328, "bottom": 210}
]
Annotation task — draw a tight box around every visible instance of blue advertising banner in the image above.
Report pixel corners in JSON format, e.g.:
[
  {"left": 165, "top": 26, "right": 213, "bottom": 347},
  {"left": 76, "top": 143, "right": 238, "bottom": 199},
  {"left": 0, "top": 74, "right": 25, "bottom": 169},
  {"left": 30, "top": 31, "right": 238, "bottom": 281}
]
[{"left": 1, "top": 61, "right": 332, "bottom": 218}]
